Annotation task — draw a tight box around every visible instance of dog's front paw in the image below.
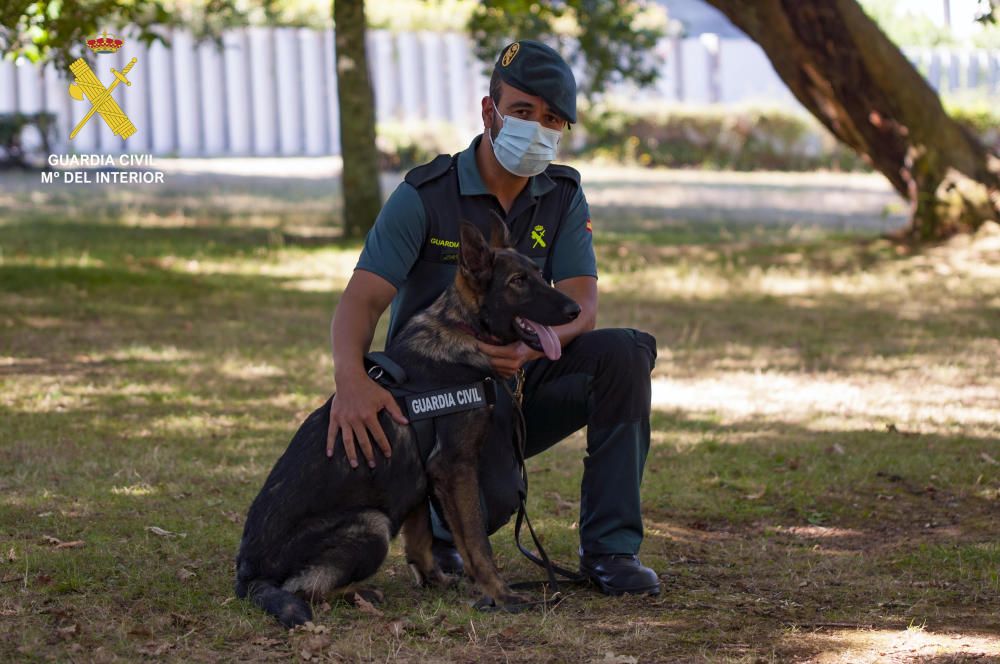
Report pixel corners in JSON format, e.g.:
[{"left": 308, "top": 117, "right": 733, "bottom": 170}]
[
  {"left": 344, "top": 587, "right": 384, "bottom": 608},
  {"left": 429, "top": 567, "right": 460, "bottom": 588},
  {"left": 409, "top": 563, "right": 456, "bottom": 588}
]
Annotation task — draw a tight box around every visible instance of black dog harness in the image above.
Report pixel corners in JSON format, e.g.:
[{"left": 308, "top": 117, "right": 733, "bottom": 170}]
[
  {"left": 365, "top": 352, "right": 585, "bottom": 608},
  {"left": 364, "top": 352, "right": 497, "bottom": 462}
]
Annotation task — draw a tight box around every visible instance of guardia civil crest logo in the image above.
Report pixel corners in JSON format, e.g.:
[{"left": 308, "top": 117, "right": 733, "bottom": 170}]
[
  {"left": 531, "top": 224, "right": 546, "bottom": 248},
  {"left": 67, "top": 31, "right": 139, "bottom": 141}
]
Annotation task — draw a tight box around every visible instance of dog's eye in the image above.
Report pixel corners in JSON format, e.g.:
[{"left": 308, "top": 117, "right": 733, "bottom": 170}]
[{"left": 509, "top": 274, "right": 525, "bottom": 286}]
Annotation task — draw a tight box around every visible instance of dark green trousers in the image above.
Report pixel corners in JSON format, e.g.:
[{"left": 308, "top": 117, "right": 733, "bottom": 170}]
[{"left": 432, "top": 328, "right": 657, "bottom": 556}]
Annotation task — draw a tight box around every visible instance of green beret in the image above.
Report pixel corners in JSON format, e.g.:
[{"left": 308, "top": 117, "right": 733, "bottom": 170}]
[{"left": 494, "top": 40, "right": 577, "bottom": 124}]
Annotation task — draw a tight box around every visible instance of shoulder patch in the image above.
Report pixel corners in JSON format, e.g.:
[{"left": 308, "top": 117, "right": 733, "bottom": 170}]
[
  {"left": 544, "top": 164, "right": 581, "bottom": 187},
  {"left": 404, "top": 154, "right": 454, "bottom": 188}
]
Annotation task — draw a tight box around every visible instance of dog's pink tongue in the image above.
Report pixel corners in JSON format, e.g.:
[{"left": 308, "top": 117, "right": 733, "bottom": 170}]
[{"left": 524, "top": 319, "right": 562, "bottom": 361}]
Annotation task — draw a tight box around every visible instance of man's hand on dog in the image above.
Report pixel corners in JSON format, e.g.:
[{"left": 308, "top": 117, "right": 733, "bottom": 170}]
[
  {"left": 476, "top": 340, "right": 544, "bottom": 379},
  {"left": 327, "top": 370, "right": 408, "bottom": 468}
]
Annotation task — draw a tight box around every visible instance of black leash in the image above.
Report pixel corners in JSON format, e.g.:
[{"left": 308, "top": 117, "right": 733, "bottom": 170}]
[{"left": 503, "top": 374, "right": 588, "bottom": 596}]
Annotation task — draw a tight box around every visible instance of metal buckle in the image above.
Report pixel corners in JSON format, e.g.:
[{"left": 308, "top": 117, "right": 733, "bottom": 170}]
[{"left": 367, "top": 365, "right": 385, "bottom": 382}]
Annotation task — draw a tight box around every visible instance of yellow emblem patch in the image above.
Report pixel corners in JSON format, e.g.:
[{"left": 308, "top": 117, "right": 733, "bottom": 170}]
[
  {"left": 501, "top": 42, "right": 520, "bottom": 67},
  {"left": 531, "top": 225, "right": 546, "bottom": 249}
]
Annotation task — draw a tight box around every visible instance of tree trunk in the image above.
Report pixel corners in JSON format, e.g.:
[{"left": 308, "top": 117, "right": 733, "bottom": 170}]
[
  {"left": 705, "top": 0, "right": 1000, "bottom": 239},
  {"left": 334, "top": 0, "right": 381, "bottom": 239}
]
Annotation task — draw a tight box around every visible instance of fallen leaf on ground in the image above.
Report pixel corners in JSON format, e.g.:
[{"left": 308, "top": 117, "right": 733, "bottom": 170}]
[
  {"left": 176, "top": 568, "right": 196, "bottom": 581},
  {"left": 291, "top": 626, "right": 332, "bottom": 662},
  {"left": 547, "top": 492, "right": 576, "bottom": 514},
  {"left": 352, "top": 592, "right": 383, "bottom": 616},
  {"left": 6, "top": 546, "right": 15, "bottom": 562},
  {"left": 137, "top": 641, "right": 173, "bottom": 656},
  {"left": 389, "top": 620, "right": 411, "bottom": 638},
  {"left": 42, "top": 536, "right": 85, "bottom": 549},
  {"left": 56, "top": 624, "right": 79, "bottom": 640},
  {"left": 145, "top": 526, "right": 186, "bottom": 538},
  {"left": 221, "top": 510, "right": 242, "bottom": 523},
  {"left": 591, "top": 653, "right": 639, "bottom": 664},
  {"left": 745, "top": 486, "right": 766, "bottom": 500},
  {"left": 981, "top": 452, "right": 999, "bottom": 466},
  {"left": 295, "top": 622, "right": 329, "bottom": 634},
  {"left": 170, "top": 613, "right": 195, "bottom": 627},
  {"left": 829, "top": 443, "right": 846, "bottom": 455}
]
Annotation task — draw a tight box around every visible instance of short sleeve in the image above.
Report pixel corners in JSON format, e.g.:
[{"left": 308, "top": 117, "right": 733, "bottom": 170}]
[
  {"left": 355, "top": 182, "right": 427, "bottom": 289},
  {"left": 549, "top": 187, "right": 597, "bottom": 283}
]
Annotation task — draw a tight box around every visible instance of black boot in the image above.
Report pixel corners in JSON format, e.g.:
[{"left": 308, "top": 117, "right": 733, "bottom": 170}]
[
  {"left": 432, "top": 538, "right": 464, "bottom": 576},
  {"left": 579, "top": 553, "right": 660, "bottom": 596}
]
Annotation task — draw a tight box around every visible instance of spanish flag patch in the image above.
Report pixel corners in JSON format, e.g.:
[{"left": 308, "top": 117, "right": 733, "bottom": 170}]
[{"left": 585, "top": 218, "right": 592, "bottom": 233}]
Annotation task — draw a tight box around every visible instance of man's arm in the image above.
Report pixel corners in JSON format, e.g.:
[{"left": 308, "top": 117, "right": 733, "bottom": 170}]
[
  {"left": 554, "top": 275, "right": 598, "bottom": 338},
  {"left": 327, "top": 270, "right": 409, "bottom": 467},
  {"left": 326, "top": 181, "right": 426, "bottom": 467},
  {"left": 330, "top": 270, "right": 397, "bottom": 388}
]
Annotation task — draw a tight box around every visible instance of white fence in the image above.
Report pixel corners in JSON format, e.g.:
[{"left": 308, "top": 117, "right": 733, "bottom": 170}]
[{"left": 1, "top": 28, "right": 998, "bottom": 158}]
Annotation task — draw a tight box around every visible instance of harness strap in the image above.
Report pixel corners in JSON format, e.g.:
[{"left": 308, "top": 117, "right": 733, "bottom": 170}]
[
  {"left": 363, "top": 352, "right": 496, "bottom": 463},
  {"left": 364, "top": 352, "right": 407, "bottom": 385}
]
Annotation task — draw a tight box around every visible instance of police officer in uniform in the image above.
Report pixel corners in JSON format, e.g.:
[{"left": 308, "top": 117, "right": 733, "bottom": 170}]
[{"left": 327, "top": 40, "right": 660, "bottom": 596}]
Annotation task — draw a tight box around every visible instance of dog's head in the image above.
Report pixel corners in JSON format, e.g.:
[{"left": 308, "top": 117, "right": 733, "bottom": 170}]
[{"left": 457, "top": 218, "right": 581, "bottom": 361}]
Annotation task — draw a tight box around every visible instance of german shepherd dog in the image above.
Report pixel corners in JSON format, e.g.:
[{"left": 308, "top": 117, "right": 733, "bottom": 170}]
[{"left": 235, "top": 219, "right": 581, "bottom": 627}]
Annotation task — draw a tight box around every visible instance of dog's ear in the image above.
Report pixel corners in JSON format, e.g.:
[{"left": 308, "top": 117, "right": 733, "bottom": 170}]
[
  {"left": 488, "top": 211, "right": 511, "bottom": 248},
  {"left": 459, "top": 222, "right": 493, "bottom": 283}
]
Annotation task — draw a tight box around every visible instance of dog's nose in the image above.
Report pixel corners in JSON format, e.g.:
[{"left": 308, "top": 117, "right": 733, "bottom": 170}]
[{"left": 564, "top": 302, "right": 581, "bottom": 320}]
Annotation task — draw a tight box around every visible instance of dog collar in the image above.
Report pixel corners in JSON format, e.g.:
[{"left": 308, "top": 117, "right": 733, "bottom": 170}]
[{"left": 454, "top": 322, "right": 504, "bottom": 346}]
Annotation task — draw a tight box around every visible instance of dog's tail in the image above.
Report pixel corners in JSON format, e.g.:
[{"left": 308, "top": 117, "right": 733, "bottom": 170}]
[{"left": 236, "top": 575, "right": 312, "bottom": 628}]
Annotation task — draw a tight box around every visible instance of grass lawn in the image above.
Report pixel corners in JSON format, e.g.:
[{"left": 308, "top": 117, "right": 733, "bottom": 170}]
[{"left": 1, "top": 167, "right": 998, "bottom": 662}]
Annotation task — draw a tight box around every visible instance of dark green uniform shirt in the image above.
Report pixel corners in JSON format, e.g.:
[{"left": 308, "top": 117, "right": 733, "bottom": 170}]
[{"left": 356, "top": 136, "right": 596, "bottom": 344}]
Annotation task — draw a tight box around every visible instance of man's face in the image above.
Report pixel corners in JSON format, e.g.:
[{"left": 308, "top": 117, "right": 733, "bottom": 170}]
[{"left": 486, "top": 81, "right": 567, "bottom": 137}]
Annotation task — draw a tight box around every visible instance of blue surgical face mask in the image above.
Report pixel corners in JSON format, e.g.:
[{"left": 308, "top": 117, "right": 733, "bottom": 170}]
[{"left": 487, "top": 100, "right": 562, "bottom": 177}]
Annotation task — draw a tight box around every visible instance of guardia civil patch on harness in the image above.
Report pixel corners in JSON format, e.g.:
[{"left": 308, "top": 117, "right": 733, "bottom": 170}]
[{"left": 403, "top": 381, "right": 495, "bottom": 421}]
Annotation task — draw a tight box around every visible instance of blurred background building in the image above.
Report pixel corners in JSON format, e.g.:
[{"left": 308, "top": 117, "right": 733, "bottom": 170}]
[{"left": 1, "top": 0, "right": 997, "bottom": 158}]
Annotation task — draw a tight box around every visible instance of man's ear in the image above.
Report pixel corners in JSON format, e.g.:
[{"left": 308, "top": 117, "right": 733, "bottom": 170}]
[
  {"left": 459, "top": 222, "right": 493, "bottom": 282},
  {"left": 481, "top": 95, "right": 496, "bottom": 131},
  {"left": 488, "top": 211, "right": 511, "bottom": 248}
]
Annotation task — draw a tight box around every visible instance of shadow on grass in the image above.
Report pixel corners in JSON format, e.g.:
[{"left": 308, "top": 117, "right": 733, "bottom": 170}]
[
  {"left": 605, "top": 290, "right": 1000, "bottom": 375},
  {"left": 642, "top": 410, "right": 999, "bottom": 535},
  {"left": 505, "top": 409, "right": 999, "bottom": 659},
  {"left": 1, "top": 220, "right": 352, "bottom": 263},
  {"left": 0, "top": 261, "right": 344, "bottom": 358}
]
